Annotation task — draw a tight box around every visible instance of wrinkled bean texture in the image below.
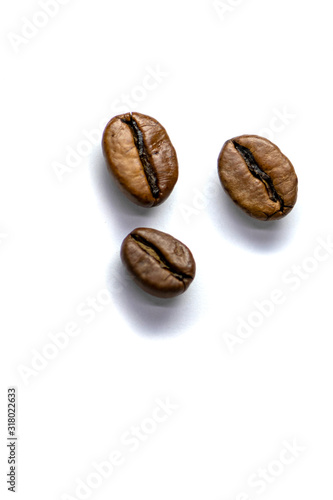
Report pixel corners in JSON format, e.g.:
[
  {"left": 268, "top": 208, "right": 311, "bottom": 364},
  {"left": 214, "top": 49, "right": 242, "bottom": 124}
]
[
  {"left": 121, "top": 228, "right": 196, "bottom": 298},
  {"left": 102, "top": 112, "right": 178, "bottom": 207},
  {"left": 218, "top": 135, "right": 298, "bottom": 220}
]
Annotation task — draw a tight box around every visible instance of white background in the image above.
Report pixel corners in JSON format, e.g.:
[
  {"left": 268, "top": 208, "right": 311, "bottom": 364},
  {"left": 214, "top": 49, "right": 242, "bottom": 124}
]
[{"left": 1, "top": 0, "right": 333, "bottom": 498}]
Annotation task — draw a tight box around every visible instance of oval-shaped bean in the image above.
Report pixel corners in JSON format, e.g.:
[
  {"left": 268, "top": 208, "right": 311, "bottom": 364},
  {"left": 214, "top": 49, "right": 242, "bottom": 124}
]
[
  {"left": 218, "top": 135, "right": 298, "bottom": 220},
  {"left": 102, "top": 112, "right": 178, "bottom": 207},
  {"left": 120, "top": 228, "right": 196, "bottom": 298}
]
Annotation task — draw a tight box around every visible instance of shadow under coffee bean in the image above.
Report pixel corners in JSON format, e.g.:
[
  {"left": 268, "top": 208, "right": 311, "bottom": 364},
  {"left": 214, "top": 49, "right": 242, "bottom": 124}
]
[{"left": 218, "top": 135, "right": 298, "bottom": 221}]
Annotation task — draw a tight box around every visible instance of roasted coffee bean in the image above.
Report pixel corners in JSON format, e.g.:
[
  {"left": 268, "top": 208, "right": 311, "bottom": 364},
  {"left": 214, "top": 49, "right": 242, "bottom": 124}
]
[
  {"left": 102, "top": 112, "right": 178, "bottom": 207},
  {"left": 218, "top": 135, "right": 298, "bottom": 220},
  {"left": 120, "top": 228, "right": 196, "bottom": 298}
]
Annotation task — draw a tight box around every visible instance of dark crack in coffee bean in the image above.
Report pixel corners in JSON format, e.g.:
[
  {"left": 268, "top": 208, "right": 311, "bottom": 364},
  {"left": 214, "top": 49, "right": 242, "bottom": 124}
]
[
  {"left": 218, "top": 135, "right": 298, "bottom": 221},
  {"left": 102, "top": 112, "right": 178, "bottom": 207},
  {"left": 120, "top": 228, "right": 196, "bottom": 298}
]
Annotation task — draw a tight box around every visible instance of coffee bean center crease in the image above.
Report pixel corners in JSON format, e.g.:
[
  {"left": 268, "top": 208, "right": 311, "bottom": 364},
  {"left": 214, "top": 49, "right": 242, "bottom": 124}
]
[
  {"left": 232, "top": 141, "right": 284, "bottom": 212},
  {"left": 121, "top": 115, "right": 160, "bottom": 198},
  {"left": 131, "top": 234, "right": 193, "bottom": 282}
]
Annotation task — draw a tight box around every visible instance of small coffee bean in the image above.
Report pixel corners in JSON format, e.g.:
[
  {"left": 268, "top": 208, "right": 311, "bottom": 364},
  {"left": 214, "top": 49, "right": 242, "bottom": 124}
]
[
  {"left": 120, "top": 228, "right": 196, "bottom": 298},
  {"left": 218, "top": 135, "right": 298, "bottom": 220},
  {"left": 102, "top": 112, "right": 178, "bottom": 207}
]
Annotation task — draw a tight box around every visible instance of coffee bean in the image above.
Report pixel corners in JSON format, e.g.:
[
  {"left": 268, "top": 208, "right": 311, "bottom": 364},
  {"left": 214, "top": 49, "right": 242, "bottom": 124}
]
[
  {"left": 120, "top": 228, "right": 196, "bottom": 298},
  {"left": 218, "top": 135, "right": 298, "bottom": 220},
  {"left": 102, "top": 112, "right": 178, "bottom": 207}
]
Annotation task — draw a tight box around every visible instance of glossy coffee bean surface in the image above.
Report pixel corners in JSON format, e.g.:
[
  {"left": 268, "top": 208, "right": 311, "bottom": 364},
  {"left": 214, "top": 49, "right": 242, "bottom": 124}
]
[
  {"left": 102, "top": 112, "right": 178, "bottom": 207},
  {"left": 121, "top": 228, "right": 196, "bottom": 298},
  {"left": 218, "top": 135, "right": 298, "bottom": 220}
]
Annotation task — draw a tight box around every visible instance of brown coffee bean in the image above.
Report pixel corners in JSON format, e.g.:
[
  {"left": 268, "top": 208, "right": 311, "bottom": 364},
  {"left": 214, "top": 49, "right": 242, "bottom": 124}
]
[
  {"left": 120, "top": 228, "right": 196, "bottom": 298},
  {"left": 218, "top": 135, "right": 298, "bottom": 220},
  {"left": 102, "top": 112, "right": 178, "bottom": 207}
]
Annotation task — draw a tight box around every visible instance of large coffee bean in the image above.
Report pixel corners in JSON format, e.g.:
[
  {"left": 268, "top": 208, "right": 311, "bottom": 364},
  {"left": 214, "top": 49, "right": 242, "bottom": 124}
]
[
  {"left": 102, "top": 112, "right": 178, "bottom": 207},
  {"left": 120, "top": 228, "right": 196, "bottom": 298},
  {"left": 218, "top": 135, "right": 298, "bottom": 220}
]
